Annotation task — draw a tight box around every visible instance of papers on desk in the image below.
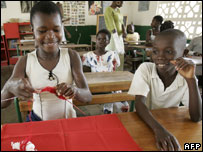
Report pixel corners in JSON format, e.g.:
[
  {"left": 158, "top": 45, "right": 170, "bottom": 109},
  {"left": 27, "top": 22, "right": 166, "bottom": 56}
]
[{"left": 1, "top": 114, "right": 142, "bottom": 151}]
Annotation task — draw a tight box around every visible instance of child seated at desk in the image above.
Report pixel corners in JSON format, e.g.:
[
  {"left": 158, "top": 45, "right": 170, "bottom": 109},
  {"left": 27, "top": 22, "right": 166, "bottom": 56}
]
[
  {"left": 146, "top": 15, "right": 163, "bottom": 46},
  {"left": 82, "top": 29, "right": 129, "bottom": 114},
  {"left": 126, "top": 23, "right": 140, "bottom": 44},
  {"left": 186, "top": 36, "right": 202, "bottom": 56},
  {"left": 1, "top": 1, "right": 92, "bottom": 121},
  {"left": 128, "top": 29, "right": 202, "bottom": 151}
]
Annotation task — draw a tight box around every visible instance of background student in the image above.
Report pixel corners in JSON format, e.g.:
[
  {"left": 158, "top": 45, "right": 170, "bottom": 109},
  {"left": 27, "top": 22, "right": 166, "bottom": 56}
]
[
  {"left": 146, "top": 15, "right": 163, "bottom": 46},
  {"left": 1, "top": 1, "right": 92, "bottom": 121},
  {"left": 126, "top": 23, "right": 140, "bottom": 43},
  {"left": 160, "top": 20, "right": 174, "bottom": 32},
  {"left": 82, "top": 29, "right": 129, "bottom": 114},
  {"left": 186, "top": 35, "right": 202, "bottom": 56},
  {"left": 128, "top": 29, "right": 202, "bottom": 151},
  {"left": 104, "top": 1, "right": 127, "bottom": 71}
]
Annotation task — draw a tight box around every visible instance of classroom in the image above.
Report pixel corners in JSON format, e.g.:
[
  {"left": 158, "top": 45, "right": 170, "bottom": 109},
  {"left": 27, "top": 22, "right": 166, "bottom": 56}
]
[{"left": 1, "top": 1, "right": 202, "bottom": 151}]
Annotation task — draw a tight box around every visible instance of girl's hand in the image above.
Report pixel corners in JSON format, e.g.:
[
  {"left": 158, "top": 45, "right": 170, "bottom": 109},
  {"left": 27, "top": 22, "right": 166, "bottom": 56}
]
[
  {"left": 9, "top": 78, "right": 35, "bottom": 101},
  {"left": 56, "top": 83, "right": 77, "bottom": 99},
  {"left": 154, "top": 128, "right": 182, "bottom": 151},
  {"left": 170, "top": 57, "right": 196, "bottom": 79}
]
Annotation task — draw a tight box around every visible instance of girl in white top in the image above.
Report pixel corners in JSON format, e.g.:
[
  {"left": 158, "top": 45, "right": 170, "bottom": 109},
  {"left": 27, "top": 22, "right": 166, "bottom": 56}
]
[
  {"left": 1, "top": 2, "right": 92, "bottom": 121},
  {"left": 82, "top": 29, "right": 129, "bottom": 114}
]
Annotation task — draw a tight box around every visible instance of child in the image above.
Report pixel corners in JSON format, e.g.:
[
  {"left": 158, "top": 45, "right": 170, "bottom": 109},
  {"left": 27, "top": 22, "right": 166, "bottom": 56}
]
[
  {"left": 160, "top": 20, "right": 174, "bottom": 32},
  {"left": 82, "top": 29, "right": 129, "bottom": 114},
  {"left": 146, "top": 15, "right": 163, "bottom": 46},
  {"left": 128, "top": 29, "right": 202, "bottom": 151},
  {"left": 186, "top": 36, "right": 202, "bottom": 56},
  {"left": 1, "top": 1, "right": 92, "bottom": 121},
  {"left": 126, "top": 23, "right": 140, "bottom": 44}
]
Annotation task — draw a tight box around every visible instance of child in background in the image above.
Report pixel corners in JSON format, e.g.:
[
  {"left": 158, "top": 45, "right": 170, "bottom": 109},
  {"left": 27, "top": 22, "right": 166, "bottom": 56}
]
[
  {"left": 160, "top": 20, "right": 174, "bottom": 32},
  {"left": 186, "top": 36, "right": 202, "bottom": 56},
  {"left": 1, "top": 1, "right": 92, "bottom": 121},
  {"left": 146, "top": 15, "right": 163, "bottom": 46},
  {"left": 82, "top": 29, "right": 129, "bottom": 114},
  {"left": 128, "top": 29, "right": 202, "bottom": 151},
  {"left": 126, "top": 23, "right": 140, "bottom": 44}
]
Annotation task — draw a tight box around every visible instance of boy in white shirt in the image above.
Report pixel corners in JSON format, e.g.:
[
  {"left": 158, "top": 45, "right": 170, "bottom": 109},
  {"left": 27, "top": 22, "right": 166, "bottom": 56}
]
[{"left": 128, "top": 29, "right": 202, "bottom": 151}]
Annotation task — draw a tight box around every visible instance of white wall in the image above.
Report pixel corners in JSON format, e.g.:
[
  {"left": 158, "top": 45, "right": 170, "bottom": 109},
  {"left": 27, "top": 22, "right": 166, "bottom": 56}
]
[
  {"left": 1, "top": 1, "right": 158, "bottom": 26},
  {"left": 131, "top": 1, "right": 158, "bottom": 26}
]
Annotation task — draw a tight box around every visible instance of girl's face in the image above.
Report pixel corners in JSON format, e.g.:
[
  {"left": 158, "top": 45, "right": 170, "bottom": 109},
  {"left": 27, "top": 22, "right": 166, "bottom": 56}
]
[
  {"left": 96, "top": 33, "right": 109, "bottom": 50},
  {"left": 151, "top": 18, "right": 160, "bottom": 29},
  {"left": 32, "top": 12, "right": 62, "bottom": 53},
  {"left": 152, "top": 35, "right": 184, "bottom": 73},
  {"left": 115, "top": 1, "right": 123, "bottom": 8}
]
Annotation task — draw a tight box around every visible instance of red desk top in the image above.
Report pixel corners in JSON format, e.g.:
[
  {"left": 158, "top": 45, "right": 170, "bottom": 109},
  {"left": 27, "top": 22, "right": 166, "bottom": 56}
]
[{"left": 1, "top": 114, "right": 142, "bottom": 151}]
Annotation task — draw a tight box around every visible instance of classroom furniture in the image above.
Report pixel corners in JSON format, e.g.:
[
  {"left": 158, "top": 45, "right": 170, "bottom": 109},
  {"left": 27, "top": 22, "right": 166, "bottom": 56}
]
[
  {"left": 2, "top": 107, "right": 202, "bottom": 151},
  {"left": 14, "top": 71, "right": 135, "bottom": 122},
  {"left": 15, "top": 40, "right": 35, "bottom": 56},
  {"left": 60, "top": 44, "right": 91, "bottom": 51},
  {"left": 1, "top": 35, "right": 9, "bottom": 66},
  {"left": 3, "top": 22, "right": 33, "bottom": 64},
  {"left": 90, "top": 35, "right": 96, "bottom": 50},
  {"left": 1, "top": 114, "right": 141, "bottom": 151},
  {"left": 118, "top": 106, "right": 202, "bottom": 151}
]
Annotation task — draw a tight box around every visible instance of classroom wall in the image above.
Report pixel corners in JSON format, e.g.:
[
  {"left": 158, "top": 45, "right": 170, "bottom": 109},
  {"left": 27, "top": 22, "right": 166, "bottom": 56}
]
[{"left": 1, "top": 1, "right": 159, "bottom": 43}]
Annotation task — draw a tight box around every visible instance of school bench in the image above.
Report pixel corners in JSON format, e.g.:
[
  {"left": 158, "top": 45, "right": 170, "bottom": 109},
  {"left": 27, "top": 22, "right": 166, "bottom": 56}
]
[{"left": 14, "top": 71, "right": 135, "bottom": 122}]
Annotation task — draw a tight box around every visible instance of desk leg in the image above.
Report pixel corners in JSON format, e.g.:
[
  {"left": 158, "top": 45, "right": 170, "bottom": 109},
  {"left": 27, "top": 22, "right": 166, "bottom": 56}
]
[{"left": 130, "top": 101, "right": 135, "bottom": 112}]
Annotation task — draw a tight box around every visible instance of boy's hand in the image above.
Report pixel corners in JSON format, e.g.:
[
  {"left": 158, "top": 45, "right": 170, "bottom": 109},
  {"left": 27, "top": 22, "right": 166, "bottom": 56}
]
[
  {"left": 170, "top": 57, "right": 196, "bottom": 79},
  {"left": 10, "top": 78, "right": 35, "bottom": 101},
  {"left": 56, "top": 83, "right": 77, "bottom": 99},
  {"left": 154, "top": 128, "right": 182, "bottom": 151}
]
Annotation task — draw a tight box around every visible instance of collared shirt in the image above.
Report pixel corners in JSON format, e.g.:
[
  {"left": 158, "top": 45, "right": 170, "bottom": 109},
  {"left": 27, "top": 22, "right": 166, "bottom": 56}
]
[
  {"left": 104, "top": 7, "right": 123, "bottom": 36},
  {"left": 187, "top": 36, "right": 202, "bottom": 54},
  {"left": 128, "top": 62, "right": 192, "bottom": 110}
]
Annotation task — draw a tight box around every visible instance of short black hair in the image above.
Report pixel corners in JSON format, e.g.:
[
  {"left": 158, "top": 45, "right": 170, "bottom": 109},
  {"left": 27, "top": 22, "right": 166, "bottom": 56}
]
[
  {"left": 160, "top": 20, "right": 175, "bottom": 32},
  {"left": 30, "top": 1, "right": 62, "bottom": 27},
  {"left": 157, "top": 29, "right": 187, "bottom": 49},
  {"left": 96, "top": 29, "right": 111, "bottom": 40},
  {"left": 153, "top": 15, "right": 164, "bottom": 24}
]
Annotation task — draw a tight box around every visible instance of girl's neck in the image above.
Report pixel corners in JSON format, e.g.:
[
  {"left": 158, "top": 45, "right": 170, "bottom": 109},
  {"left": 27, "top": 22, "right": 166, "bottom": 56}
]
[
  {"left": 94, "top": 48, "right": 106, "bottom": 56},
  {"left": 37, "top": 48, "right": 59, "bottom": 61}
]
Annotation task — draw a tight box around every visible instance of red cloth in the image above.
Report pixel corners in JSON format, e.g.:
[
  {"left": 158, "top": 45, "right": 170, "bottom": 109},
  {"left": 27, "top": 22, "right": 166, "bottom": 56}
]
[{"left": 1, "top": 114, "right": 142, "bottom": 151}]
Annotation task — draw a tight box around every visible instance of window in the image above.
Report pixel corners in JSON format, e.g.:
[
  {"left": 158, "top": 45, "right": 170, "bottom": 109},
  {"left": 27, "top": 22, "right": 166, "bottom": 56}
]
[{"left": 157, "top": 1, "right": 202, "bottom": 39}]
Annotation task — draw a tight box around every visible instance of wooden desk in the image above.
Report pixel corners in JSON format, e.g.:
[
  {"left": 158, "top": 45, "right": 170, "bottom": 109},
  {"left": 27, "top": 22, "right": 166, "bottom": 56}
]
[
  {"left": 73, "top": 71, "right": 135, "bottom": 108},
  {"left": 118, "top": 107, "right": 202, "bottom": 151},
  {"left": 60, "top": 44, "right": 91, "bottom": 51}
]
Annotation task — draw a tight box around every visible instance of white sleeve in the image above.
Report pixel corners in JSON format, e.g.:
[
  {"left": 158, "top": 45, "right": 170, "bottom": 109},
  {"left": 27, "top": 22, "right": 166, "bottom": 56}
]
[
  {"left": 181, "top": 77, "right": 198, "bottom": 107},
  {"left": 128, "top": 63, "right": 150, "bottom": 97}
]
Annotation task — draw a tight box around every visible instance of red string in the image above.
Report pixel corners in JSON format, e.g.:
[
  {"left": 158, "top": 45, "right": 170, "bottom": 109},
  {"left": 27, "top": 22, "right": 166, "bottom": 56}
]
[{"left": 39, "top": 86, "right": 86, "bottom": 116}]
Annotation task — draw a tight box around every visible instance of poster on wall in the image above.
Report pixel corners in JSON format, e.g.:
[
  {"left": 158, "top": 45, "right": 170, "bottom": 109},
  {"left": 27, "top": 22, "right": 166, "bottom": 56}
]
[
  {"left": 138, "top": 1, "right": 150, "bottom": 12},
  {"left": 1, "top": 1, "right": 6, "bottom": 8},
  {"left": 63, "top": 1, "right": 86, "bottom": 26},
  {"left": 20, "top": 1, "right": 39, "bottom": 13},
  {"left": 88, "top": 1, "right": 103, "bottom": 15}
]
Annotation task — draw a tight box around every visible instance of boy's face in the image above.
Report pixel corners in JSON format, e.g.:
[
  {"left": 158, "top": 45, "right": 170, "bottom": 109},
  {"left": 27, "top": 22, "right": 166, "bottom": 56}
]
[
  {"left": 32, "top": 12, "right": 62, "bottom": 53},
  {"left": 151, "top": 19, "right": 160, "bottom": 29},
  {"left": 152, "top": 35, "right": 185, "bottom": 72},
  {"left": 127, "top": 25, "right": 134, "bottom": 34},
  {"left": 96, "top": 33, "right": 109, "bottom": 50}
]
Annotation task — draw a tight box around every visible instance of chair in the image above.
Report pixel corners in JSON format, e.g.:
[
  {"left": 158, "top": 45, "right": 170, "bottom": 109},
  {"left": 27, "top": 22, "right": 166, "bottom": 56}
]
[{"left": 14, "top": 93, "right": 135, "bottom": 123}]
